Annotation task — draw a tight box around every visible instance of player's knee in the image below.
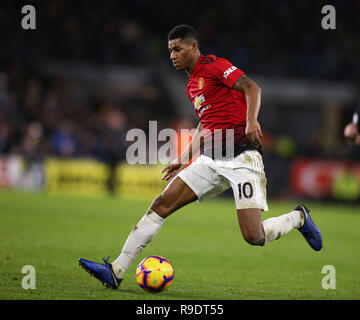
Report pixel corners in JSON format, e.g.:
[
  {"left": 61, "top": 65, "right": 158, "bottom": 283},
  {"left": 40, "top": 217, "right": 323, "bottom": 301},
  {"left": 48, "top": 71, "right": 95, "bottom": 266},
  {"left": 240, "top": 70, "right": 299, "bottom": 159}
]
[
  {"left": 243, "top": 233, "right": 265, "bottom": 246},
  {"left": 151, "top": 194, "right": 172, "bottom": 218}
]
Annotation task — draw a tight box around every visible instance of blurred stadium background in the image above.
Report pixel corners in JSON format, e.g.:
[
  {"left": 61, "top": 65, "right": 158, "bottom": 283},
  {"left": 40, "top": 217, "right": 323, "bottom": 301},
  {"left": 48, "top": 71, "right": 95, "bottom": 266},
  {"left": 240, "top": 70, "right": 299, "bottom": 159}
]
[{"left": 1, "top": 0, "right": 360, "bottom": 203}]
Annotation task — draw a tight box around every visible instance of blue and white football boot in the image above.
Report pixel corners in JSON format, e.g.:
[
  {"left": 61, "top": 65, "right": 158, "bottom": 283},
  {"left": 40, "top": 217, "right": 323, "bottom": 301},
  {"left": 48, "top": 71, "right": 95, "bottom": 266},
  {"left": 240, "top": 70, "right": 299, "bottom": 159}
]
[
  {"left": 295, "top": 205, "right": 322, "bottom": 251},
  {"left": 78, "top": 256, "right": 122, "bottom": 289}
]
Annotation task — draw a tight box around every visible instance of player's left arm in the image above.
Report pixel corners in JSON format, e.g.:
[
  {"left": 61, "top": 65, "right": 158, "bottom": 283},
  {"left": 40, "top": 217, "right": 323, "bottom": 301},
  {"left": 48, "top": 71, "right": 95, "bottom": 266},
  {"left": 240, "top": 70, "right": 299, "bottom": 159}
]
[{"left": 232, "top": 75, "right": 263, "bottom": 147}]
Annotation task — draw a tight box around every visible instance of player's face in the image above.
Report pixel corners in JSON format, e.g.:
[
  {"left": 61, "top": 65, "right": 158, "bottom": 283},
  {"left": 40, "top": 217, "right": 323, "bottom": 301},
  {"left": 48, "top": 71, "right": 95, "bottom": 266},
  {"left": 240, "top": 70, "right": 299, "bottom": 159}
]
[{"left": 168, "top": 38, "right": 198, "bottom": 71}]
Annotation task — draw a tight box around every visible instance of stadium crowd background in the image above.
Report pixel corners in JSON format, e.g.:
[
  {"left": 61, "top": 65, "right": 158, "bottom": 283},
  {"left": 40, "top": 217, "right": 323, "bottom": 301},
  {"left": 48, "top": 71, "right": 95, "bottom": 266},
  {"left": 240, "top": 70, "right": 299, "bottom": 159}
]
[{"left": 0, "top": 0, "right": 359, "bottom": 199}]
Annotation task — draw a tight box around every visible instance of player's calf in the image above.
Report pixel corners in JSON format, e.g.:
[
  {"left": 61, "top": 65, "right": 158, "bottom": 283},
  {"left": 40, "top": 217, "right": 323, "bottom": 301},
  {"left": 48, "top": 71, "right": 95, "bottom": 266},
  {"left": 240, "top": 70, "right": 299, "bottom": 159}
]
[
  {"left": 237, "top": 208, "right": 265, "bottom": 246},
  {"left": 242, "top": 233, "right": 265, "bottom": 246}
]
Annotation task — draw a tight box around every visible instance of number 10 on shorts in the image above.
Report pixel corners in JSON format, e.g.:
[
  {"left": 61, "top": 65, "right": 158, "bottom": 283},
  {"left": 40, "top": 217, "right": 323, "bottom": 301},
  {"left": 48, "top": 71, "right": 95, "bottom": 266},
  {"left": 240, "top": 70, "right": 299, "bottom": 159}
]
[{"left": 238, "top": 182, "right": 254, "bottom": 199}]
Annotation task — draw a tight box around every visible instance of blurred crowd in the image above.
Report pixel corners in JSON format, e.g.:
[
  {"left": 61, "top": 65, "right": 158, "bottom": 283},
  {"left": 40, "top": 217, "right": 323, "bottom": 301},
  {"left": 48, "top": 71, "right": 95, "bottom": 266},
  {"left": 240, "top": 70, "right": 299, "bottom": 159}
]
[
  {"left": 0, "top": 55, "right": 185, "bottom": 165},
  {"left": 0, "top": 60, "right": 130, "bottom": 164},
  {"left": 1, "top": 0, "right": 359, "bottom": 79}
]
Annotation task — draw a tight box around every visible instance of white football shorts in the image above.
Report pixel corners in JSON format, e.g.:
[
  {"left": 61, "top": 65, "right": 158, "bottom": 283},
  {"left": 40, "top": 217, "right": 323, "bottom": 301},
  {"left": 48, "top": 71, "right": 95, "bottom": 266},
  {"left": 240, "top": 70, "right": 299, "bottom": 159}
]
[{"left": 177, "top": 150, "right": 268, "bottom": 211}]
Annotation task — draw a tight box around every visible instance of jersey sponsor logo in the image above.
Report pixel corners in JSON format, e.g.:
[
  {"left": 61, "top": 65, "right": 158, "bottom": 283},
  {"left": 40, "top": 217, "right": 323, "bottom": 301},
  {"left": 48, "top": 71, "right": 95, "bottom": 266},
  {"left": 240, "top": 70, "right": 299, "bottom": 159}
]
[
  {"left": 198, "top": 77, "right": 204, "bottom": 89},
  {"left": 223, "top": 66, "right": 237, "bottom": 79},
  {"left": 194, "top": 94, "right": 205, "bottom": 110},
  {"left": 198, "top": 104, "right": 211, "bottom": 118}
]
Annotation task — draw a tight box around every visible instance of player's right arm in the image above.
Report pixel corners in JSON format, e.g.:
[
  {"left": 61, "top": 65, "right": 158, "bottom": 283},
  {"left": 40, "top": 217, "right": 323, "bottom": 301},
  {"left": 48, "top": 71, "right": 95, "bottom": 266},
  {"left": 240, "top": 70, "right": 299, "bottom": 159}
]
[
  {"left": 161, "top": 122, "right": 203, "bottom": 181},
  {"left": 232, "top": 75, "right": 263, "bottom": 147}
]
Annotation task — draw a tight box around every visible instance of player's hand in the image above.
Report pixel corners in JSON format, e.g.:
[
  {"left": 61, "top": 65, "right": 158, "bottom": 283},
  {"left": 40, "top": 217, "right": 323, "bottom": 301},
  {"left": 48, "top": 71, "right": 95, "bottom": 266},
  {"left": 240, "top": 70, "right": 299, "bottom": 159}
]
[
  {"left": 344, "top": 123, "right": 360, "bottom": 145},
  {"left": 161, "top": 160, "right": 187, "bottom": 181},
  {"left": 246, "top": 119, "right": 263, "bottom": 148}
]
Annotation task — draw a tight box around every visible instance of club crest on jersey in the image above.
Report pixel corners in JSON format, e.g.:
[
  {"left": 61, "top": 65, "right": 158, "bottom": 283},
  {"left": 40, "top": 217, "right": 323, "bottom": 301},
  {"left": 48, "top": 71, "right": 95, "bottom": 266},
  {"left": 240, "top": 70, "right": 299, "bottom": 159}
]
[
  {"left": 198, "top": 77, "right": 204, "bottom": 89},
  {"left": 194, "top": 94, "right": 205, "bottom": 110},
  {"left": 223, "top": 66, "right": 237, "bottom": 79}
]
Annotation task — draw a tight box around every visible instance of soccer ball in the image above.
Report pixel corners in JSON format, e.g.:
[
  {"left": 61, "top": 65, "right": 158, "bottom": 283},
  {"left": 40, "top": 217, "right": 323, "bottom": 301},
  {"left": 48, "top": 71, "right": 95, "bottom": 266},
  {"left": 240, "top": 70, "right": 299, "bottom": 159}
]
[{"left": 136, "top": 255, "right": 174, "bottom": 293}]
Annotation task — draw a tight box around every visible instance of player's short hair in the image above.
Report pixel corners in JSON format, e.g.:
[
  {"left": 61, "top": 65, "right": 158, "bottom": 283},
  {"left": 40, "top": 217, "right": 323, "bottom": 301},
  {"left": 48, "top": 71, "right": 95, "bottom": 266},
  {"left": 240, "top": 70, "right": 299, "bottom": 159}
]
[{"left": 168, "top": 24, "right": 199, "bottom": 44}]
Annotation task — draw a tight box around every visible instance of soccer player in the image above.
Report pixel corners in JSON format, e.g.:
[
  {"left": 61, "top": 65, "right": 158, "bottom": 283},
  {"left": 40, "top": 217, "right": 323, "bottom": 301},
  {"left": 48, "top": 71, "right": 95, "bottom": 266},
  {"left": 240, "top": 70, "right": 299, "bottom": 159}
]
[
  {"left": 344, "top": 104, "right": 360, "bottom": 145},
  {"left": 79, "top": 25, "right": 322, "bottom": 289}
]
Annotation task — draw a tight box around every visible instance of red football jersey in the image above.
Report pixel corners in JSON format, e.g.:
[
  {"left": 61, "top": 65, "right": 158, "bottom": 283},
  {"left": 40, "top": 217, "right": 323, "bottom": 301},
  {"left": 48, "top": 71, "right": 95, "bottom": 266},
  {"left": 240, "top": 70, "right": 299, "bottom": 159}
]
[{"left": 186, "top": 54, "right": 249, "bottom": 154}]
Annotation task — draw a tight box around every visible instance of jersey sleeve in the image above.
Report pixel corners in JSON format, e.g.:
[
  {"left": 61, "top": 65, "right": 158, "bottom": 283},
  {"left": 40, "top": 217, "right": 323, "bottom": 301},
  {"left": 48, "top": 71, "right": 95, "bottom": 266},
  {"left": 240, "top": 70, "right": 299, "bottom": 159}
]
[
  {"left": 213, "top": 58, "right": 245, "bottom": 88},
  {"left": 354, "top": 105, "right": 360, "bottom": 130}
]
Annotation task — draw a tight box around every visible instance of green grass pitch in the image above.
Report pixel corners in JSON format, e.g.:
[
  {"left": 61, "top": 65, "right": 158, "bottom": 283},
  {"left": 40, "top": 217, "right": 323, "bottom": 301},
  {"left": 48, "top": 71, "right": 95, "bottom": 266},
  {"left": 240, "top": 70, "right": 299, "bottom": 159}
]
[{"left": 0, "top": 190, "right": 359, "bottom": 300}]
